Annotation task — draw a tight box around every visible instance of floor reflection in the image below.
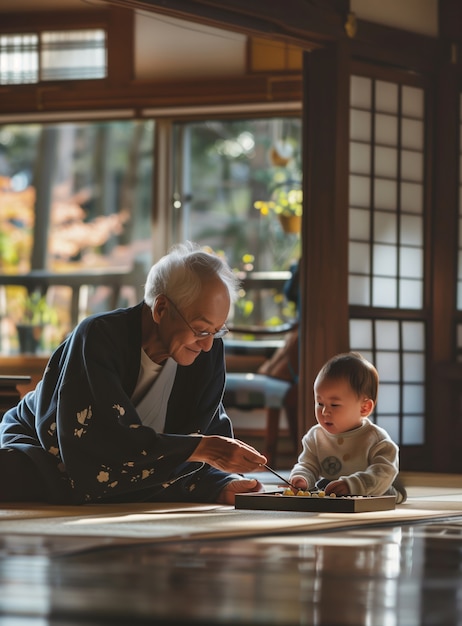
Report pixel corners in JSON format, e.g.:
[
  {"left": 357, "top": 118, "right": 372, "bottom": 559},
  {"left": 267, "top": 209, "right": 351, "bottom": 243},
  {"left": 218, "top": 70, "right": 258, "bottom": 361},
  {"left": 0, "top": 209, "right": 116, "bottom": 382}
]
[{"left": 0, "top": 520, "right": 462, "bottom": 624}]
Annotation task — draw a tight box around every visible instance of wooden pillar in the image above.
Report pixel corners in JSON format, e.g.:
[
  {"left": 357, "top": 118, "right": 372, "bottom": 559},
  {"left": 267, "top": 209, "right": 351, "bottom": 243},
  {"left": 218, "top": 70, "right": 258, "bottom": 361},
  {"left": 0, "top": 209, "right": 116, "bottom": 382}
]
[
  {"left": 299, "top": 41, "right": 351, "bottom": 435},
  {"left": 429, "top": 0, "right": 462, "bottom": 470}
]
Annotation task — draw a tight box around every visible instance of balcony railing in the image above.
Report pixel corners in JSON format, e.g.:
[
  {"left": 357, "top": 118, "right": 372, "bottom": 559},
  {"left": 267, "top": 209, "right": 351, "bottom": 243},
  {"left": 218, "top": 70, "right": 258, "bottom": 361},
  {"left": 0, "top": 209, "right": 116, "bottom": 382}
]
[{"left": 0, "top": 262, "right": 146, "bottom": 329}]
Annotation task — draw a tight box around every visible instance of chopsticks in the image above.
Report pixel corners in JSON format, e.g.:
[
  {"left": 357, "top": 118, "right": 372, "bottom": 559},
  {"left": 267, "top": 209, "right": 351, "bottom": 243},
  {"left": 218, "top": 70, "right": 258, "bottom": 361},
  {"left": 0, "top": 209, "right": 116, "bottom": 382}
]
[{"left": 261, "top": 464, "right": 299, "bottom": 492}]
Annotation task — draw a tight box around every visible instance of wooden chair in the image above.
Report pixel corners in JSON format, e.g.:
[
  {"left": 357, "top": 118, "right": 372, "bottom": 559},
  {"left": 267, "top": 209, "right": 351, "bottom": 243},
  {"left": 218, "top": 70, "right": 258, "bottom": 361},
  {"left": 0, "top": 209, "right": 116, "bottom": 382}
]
[
  {"left": 223, "top": 322, "right": 299, "bottom": 467},
  {"left": 0, "top": 375, "right": 31, "bottom": 420}
]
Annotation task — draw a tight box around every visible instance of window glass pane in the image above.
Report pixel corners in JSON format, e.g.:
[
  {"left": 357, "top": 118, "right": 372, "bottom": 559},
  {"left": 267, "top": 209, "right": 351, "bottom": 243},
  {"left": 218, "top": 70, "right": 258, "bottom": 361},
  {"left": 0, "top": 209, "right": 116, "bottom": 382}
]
[
  {"left": 375, "top": 81, "right": 398, "bottom": 114},
  {"left": 376, "top": 380, "right": 400, "bottom": 416},
  {"left": 350, "top": 75, "right": 372, "bottom": 108},
  {"left": 172, "top": 118, "right": 302, "bottom": 326},
  {"left": 403, "top": 353, "right": 425, "bottom": 382},
  {"left": 375, "top": 352, "right": 400, "bottom": 381},
  {"left": 41, "top": 30, "right": 106, "bottom": 80},
  {"left": 359, "top": 350, "right": 375, "bottom": 364},
  {"left": 401, "top": 149, "right": 424, "bottom": 182},
  {"left": 374, "top": 179, "right": 397, "bottom": 210},
  {"left": 400, "top": 215, "right": 423, "bottom": 246},
  {"left": 350, "top": 142, "right": 371, "bottom": 175},
  {"left": 375, "top": 113, "right": 398, "bottom": 146},
  {"left": 400, "top": 182, "right": 423, "bottom": 214},
  {"left": 349, "top": 174, "right": 370, "bottom": 207},
  {"left": 349, "top": 275, "right": 370, "bottom": 306},
  {"left": 402, "top": 321, "right": 425, "bottom": 350},
  {"left": 349, "top": 242, "right": 370, "bottom": 273},
  {"left": 373, "top": 244, "right": 397, "bottom": 275},
  {"left": 376, "top": 386, "right": 400, "bottom": 412},
  {"left": 372, "top": 277, "right": 397, "bottom": 307},
  {"left": 375, "top": 320, "right": 399, "bottom": 350},
  {"left": 402, "top": 415, "right": 425, "bottom": 445},
  {"left": 403, "top": 384, "right": 425, "bottom": 413},
  {"left": 0, "top": 34, "right": 38, "bottom": 84},
  {"left": 0, "top": 120, "right": 154, "bottom": 353},
  {"left": 402, "top": 85, "right": 424, "bottom": 118},
  {"left": 350, "top": 109, "right": 371, "bottom": 141},
  {"left": 376, "top": 416, "right": 400, "bottom": 442},
  {"left": 349, "top": 207, "right": 370, "bottom": 240},
  {"left": 401, "top": 118, "right": 424, "bottom": 150},
  {"left": 374, "top": 211, "right": 397, "bottom": 244},
  {"left": 374, "top": 146, "right": 398, "bottom": 178},
  {"left": 399, "top": 247, "right": 423, "bottom": 279},
  {"left": 349, "top": 319, "right": 373, "bottom": 348},
  {"left": 399, "top": 279, "right": 423, "bottom": 309}
]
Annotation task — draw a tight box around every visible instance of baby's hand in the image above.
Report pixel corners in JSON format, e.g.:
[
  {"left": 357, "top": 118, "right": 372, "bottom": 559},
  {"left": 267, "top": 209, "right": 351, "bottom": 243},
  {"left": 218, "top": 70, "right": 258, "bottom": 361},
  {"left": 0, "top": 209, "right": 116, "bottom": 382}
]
[
  {"left": 324, "top": 479, "right": 349, "bottom": 496},
  {"left": 289, "top": 476, "right": 308, "bottom": 490}
]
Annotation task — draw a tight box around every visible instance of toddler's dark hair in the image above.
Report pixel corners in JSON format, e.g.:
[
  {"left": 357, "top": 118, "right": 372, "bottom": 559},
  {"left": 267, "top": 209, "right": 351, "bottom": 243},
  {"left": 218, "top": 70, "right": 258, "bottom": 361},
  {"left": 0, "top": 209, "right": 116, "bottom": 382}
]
[{"left": 315, "top": 351, "right": 379, "bottom": 402}]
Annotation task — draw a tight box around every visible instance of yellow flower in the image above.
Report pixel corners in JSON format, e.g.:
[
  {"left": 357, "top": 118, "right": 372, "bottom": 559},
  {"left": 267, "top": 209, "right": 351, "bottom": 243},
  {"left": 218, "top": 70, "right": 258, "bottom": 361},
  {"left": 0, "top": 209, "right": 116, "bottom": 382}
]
[
  {"left": 272, "top": 188, "right": 303, "bottom": 217},
  {"left": 254, "top": 188, "right": 302, "bottom": 218}
]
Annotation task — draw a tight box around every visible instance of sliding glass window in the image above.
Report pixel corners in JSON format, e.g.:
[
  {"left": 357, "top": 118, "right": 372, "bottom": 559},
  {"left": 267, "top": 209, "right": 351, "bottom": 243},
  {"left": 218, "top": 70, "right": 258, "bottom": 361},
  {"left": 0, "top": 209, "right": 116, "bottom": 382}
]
[
  {"left": 349, "top": 74, "right": 426, "bottom": 448},
  {"left": 0, "top": 120, "right": 154, "bottom": 353},
  {"left": 171, "top": 117, "right": 302, "bottom": 327}
]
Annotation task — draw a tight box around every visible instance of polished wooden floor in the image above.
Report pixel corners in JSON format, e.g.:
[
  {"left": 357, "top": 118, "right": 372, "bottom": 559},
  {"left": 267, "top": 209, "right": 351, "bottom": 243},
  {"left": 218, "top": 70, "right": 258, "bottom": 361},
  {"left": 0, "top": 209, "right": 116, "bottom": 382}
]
[{"left": 1, "top": 515, "right": 462, "bottom": 625}]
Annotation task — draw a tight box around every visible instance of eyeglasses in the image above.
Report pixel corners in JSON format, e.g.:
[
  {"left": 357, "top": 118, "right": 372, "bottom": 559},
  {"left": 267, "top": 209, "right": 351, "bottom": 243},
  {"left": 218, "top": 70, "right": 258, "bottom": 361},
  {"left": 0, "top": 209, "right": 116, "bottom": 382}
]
[{"left": 163, "top": 295, "right": 229, "bottom": 339}]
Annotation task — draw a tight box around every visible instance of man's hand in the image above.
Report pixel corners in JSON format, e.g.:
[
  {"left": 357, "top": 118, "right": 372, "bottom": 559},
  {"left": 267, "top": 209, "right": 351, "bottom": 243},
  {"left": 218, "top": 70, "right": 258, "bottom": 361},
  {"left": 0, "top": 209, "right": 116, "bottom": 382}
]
[
  {"left": 217, "top": 478, "right": 264, "bottom": 504},
  {"left": 188, "top": 435, "right": 267, "bottom": 473}
]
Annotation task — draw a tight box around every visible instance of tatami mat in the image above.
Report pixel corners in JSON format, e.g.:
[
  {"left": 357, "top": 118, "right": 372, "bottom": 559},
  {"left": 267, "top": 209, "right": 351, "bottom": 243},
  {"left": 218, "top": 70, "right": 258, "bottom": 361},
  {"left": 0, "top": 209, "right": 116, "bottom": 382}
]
[
  {"left": 0, "top": 503, "right": 459, "bottom": 546},
  {"left": 0, "top": 472, "right": 461, "bottom": 555}
]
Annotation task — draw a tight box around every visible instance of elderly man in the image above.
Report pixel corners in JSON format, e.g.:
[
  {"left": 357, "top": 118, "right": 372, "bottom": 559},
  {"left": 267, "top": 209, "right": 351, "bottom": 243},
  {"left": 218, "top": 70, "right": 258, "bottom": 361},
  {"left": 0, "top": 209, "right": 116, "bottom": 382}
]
[{"left": 0, "top": 242, "right": 266, "bottom": 504}]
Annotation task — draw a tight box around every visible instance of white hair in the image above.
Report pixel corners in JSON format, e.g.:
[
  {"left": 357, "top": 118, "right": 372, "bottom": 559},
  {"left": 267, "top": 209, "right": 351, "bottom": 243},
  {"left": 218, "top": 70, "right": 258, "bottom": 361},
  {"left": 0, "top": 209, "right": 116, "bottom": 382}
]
[{"left": 144, "top": 241, "right": 240, "bottom": 308}]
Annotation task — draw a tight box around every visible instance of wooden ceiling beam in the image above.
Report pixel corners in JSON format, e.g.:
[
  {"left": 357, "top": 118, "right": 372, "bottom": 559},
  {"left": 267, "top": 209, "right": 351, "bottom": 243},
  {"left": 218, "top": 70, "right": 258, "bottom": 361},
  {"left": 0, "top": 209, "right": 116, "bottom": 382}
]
[
  {"left": 101, "top": 0, "right": 350, "bottom": 47},
  {"left": 0, "top": 73, "right": 302, "bottom": 117}
]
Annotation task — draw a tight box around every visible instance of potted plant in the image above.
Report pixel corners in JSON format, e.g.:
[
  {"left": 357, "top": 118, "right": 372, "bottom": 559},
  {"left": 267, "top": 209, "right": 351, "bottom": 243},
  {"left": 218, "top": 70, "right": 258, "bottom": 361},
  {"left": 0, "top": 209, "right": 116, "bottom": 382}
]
[
  {"left": 254, "top": 184, "right": 303, "bottom": 234},
  {"left": 253, "top": 148, "right": 303, "bottom": 234},
  {"left": 13, "top": 290, "right": 58, "bottom": 354}
]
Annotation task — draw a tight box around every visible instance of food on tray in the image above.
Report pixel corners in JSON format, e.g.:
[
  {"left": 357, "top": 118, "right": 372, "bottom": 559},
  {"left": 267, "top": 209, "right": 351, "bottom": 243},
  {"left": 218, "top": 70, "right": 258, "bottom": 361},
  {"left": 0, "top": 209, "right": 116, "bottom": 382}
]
[{"left": 282, "top": 488, "right": 335, "bottom": 497}]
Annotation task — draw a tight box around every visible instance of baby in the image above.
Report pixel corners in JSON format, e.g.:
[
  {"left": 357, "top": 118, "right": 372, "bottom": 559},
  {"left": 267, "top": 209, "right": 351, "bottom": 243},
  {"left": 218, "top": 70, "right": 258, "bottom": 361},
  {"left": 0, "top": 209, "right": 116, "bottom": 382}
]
[{"left": 289, "top": 351, "right": 407, "bottom": 503}]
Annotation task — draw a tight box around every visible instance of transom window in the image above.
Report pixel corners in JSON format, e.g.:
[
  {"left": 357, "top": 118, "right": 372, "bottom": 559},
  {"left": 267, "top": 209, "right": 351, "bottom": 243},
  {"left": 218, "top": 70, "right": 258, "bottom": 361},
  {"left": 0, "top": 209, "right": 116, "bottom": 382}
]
[{"left": 0, "top": 29, "right": 106, "bottom": 85}]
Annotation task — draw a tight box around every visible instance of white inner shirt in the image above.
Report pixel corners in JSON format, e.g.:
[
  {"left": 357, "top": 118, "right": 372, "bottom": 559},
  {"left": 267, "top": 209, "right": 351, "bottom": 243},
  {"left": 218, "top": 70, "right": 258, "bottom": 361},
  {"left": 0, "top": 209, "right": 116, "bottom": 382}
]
[{"left": 132, "top": 349, "right": 177, "bottom": 433}]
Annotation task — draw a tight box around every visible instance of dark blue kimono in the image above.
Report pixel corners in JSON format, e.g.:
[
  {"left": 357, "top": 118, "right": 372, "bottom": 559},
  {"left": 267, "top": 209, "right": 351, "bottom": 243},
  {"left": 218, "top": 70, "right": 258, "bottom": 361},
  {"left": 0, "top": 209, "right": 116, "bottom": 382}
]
[{"left": 0, "top": 302, "right": 239, "bottom": 504}]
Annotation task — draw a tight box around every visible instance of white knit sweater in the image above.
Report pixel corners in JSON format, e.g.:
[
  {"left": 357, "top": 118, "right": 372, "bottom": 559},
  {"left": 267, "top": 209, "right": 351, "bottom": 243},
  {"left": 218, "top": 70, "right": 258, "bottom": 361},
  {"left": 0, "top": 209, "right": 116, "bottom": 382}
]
[{"left": 289, "top": 418, "right": 399, "bottom": 496}]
